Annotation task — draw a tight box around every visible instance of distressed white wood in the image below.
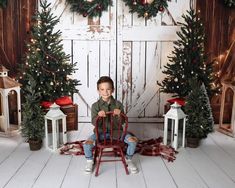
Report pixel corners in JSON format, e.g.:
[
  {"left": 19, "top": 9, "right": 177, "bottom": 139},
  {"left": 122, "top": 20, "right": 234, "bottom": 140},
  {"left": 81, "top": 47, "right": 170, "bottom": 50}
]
[
  {"left": 46, "top": 0, "right": 193, "bottom": 125},
  {"left": 145, "top": 42, "right": 160, "bottom": 117},
  {"left": 121, "top": 42, "right": 132, "bottom": 113},
  {"left": 122, "top": 26, "right": 181, "bottom": 41},
  {"left": 60, "top": 26, "right": 113, "bottom": 41},
  {"left": 100, "top": 41, "right": 111, "bottom": 77},
  {"left": 131, "top": 41, "right": 146, "bottom": 117},
  {"left": 50, "top": 0, "right": 73, "bottom": 27}
]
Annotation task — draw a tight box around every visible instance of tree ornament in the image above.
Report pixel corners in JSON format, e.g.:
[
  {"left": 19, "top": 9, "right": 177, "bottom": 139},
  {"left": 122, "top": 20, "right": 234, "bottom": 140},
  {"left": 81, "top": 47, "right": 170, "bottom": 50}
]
[
  {"left": 19, "top": 0, "right": 80, "bottom": 102},
  {"left": 66, "top": 0, "right": 113, "bottom": 18},
  {"left": 147, "top": 0, "right": 154, "bottom": 4},
  {"left": 141, "top": 0, "right": 147, "bottom": 5},
  {"left": 83, "top": 12, "right": 88, "bottom": 17},
  {"left": 157, "top": 9, "right": 219, "bottom": 98},
  {"left": 144, "top": 12, "right": 148, "bottom": 18},
  {"left": 158, "top": 6, "right": 164, "bottom": 12},
  {"left": 123, "top": 0, "right": 169, "bottom": 19}
]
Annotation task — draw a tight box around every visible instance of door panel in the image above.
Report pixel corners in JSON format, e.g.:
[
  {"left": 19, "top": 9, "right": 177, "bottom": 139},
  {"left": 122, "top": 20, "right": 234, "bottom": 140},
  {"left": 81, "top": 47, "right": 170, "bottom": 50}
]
[{"left": 49, "top": 0, "right": 191, "bottom": 122}]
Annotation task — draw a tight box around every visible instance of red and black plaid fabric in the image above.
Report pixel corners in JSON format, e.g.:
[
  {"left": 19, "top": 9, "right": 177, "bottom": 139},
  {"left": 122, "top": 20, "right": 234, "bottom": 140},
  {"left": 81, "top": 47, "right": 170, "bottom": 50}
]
[{"left": 59, "top": 137, "right": 178, "bottom": 162}]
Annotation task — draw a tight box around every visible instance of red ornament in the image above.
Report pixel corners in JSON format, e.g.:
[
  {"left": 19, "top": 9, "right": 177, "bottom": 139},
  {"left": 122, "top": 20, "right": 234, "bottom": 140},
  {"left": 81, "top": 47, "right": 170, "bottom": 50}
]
[
  {"left": 141, "top": 0, "right": 147, "bottom": 5},
  {"left": 159, "top": 6, "right": 164, "bottom": 12},
  {"left": 83, "top": 12, "right": 88, "bottom": 17},
  {"left": 96, "top": 5, "right": 102, "bottom": 10}
]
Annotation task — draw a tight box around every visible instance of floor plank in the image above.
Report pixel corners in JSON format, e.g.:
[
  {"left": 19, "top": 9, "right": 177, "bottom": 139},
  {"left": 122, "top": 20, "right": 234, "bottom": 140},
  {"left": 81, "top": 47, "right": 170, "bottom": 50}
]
[
  {"left": 0, "top": 135, "right": 22, "bottom": 164},
  {"left": 184, "top": 146, "right": 235, "bottom": 188},
  {"left": 61, "top": 156, "right": 91, "bottom": 188},
  {"left": 164, "top": 148, "right": 208, "bottom": 188},
  {"left": 89, "top": 159, "right": 117, "bottom": 188},
  {"left": 200, "top": 135, "right": 235, "bottom": 182},
  {"left": 116, "top": 155, "right": 147, "bottom": 188},
  {"left": 4, "top": 147, "right": 52, "bottom": 188},
  {"left": 139, "top": 155, "right": 177, "bottom": 188},
  {"left": 209, "top": 132, "right": 235, "bottom": 159},
  {"left": 32, "top": 153, "right": 72, "bottom": 188},
  {"left": 0, "top": 142, "right": 32, "bottom": 188},
  {"left": 1, "top": 131, "right": 235, "bottom": 188}
]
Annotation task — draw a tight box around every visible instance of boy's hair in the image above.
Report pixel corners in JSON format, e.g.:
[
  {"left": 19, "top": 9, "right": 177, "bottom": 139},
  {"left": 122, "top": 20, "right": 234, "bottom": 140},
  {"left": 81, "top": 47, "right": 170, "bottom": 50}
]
[{"left": 97, "top": 76, "right": 114, "bottom": 90}]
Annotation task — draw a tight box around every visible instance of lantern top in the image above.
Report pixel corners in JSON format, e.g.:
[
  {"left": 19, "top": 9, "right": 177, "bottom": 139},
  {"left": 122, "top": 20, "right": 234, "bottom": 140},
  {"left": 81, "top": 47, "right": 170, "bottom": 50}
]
[
  {"left": 0, "top": 65, "right": 21, "bottom": 89},
  {"left": 45, "top": 103, "right": 66, "bottom": 119},
  {"left": 164, "top": 102, "right": 187, "bottom": 119},
  {"left": 0, "top": 65, "right": 9, "bottom": 73}
]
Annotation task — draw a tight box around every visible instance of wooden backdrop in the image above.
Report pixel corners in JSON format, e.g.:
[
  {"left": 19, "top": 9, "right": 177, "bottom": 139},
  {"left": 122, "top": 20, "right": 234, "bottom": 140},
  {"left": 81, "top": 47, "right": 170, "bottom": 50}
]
[
  {"left": 196, "top": 0, "right": 235, "bottom": 123},
  {"left": 0, "top": 0, "right": 234, "bottom": 124},
  {"left": 0, "top": 0, "right": 37, "bottom": 76}
]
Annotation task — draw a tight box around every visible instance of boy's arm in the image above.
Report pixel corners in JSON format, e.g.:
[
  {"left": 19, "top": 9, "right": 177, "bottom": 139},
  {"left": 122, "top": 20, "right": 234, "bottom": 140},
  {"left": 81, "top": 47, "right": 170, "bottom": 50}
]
[{"left": 91, "top": 103, "right": 100, "bottom": 126}]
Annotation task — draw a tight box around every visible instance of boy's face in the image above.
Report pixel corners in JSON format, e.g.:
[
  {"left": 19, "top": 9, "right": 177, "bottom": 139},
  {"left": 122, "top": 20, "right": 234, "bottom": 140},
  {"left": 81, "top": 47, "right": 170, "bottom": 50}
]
[{"left": 98, "top": 82, "right": 114, "bottom": 102}]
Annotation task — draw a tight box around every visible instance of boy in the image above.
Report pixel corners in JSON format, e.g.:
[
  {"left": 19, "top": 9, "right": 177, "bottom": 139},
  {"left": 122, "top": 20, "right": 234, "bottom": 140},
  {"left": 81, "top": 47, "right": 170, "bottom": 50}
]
[{"left": 83, "top": 76, "right": 138, "bottom": 174}]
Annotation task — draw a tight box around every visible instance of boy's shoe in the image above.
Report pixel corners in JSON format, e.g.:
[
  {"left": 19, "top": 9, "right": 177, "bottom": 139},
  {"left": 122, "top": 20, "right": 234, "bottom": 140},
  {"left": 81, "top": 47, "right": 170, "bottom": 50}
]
[
  {"left": 126, "top": 159, "right": 138, "bottom": 174},
  {"left": 85, "top": 160, "right": 94, "bottom": 174}
]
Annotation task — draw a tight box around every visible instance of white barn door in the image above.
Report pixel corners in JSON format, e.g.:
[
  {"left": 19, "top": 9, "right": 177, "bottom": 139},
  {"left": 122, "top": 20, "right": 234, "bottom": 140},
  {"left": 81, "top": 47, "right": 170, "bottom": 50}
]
[
  {"left": 48, "top": 0, "right": 117, "bottom": 122},
  {"left": 116, "top": 1, "right": 191, "bottom": 122},
  {"left": 48, "top": 0, "right": 191, "bottom": 123}
]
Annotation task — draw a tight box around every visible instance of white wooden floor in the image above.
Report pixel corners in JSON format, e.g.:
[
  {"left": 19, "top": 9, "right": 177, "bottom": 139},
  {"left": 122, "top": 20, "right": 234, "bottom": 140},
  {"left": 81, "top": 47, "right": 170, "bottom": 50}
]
[{"left": 1, "top": 124, "right": 235, "bottom": 188}]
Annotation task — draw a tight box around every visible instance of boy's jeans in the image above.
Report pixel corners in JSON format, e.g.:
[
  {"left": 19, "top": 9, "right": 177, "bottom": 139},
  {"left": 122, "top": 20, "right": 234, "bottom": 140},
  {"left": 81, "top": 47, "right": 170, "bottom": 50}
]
[{"left": 83, "top": 133, "right": 137, "bottom": 160}]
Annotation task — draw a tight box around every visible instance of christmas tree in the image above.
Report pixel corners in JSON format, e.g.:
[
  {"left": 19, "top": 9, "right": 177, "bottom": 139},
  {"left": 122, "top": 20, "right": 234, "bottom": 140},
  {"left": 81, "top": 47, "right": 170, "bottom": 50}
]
[
  {"left": 19, "top": 0, "right": 80, "bottom": 102},
  {"left": 158, "top": 8, "right": 218, "bottom": 98},
  {"left": 185, "top": 80, "right": 214, "bottom": 139},
  {"left": 21, "top": 75, "right": 44, "bottom": 141}
]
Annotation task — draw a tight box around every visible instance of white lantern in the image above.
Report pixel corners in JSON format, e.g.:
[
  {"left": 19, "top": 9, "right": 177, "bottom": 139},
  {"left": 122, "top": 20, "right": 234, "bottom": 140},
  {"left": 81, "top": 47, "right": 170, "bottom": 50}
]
[
  {"left": 45, "top": 103, "right": 67, "bottom": 151},
  {"left": 163, "top": 102, "right": 187, "bottom": 150},
  {"left": 0, "top": 65, "right": 21, "bottom": 136}
]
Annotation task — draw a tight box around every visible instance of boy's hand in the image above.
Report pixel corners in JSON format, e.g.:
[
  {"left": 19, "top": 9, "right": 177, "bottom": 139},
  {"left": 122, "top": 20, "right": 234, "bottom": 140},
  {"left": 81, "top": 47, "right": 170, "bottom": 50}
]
[
  {"left": 98, "top": 110, "right": 106, "bottom": 117},
  {"left": 113, "top": 109, "right": 121, "bottom": 116}
]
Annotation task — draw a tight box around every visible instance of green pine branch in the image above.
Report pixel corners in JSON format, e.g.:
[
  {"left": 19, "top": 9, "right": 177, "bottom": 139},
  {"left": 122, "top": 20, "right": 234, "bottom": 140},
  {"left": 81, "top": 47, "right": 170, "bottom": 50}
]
[
  {"left": 158, "top": 8, "right": 219, "bottom": 98},
  {"left": 19, "top": 0, "right": 80, "bottom": 102}
]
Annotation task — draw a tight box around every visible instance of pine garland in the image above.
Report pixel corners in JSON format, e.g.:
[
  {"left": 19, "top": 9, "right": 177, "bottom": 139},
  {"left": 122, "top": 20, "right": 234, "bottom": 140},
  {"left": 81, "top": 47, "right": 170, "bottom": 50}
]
[
  {"left": 0, "top": 0, "right": 7, "bottom": 8},
  {"left": 66, "top": 0, "right": 113, "bottom": 18},
  {"left": 122, "top": 0, "right": 169, "bottom": 19},
  {"left": 224, "top": 0, "right": 235, "bottom": 7}
]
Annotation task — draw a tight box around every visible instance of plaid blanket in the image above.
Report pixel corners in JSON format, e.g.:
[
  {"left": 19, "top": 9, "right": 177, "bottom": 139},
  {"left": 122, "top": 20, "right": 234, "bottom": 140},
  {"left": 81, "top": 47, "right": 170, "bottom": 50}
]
[{"left": 59, "top": 137, "right": 177, "bottom": 162}]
